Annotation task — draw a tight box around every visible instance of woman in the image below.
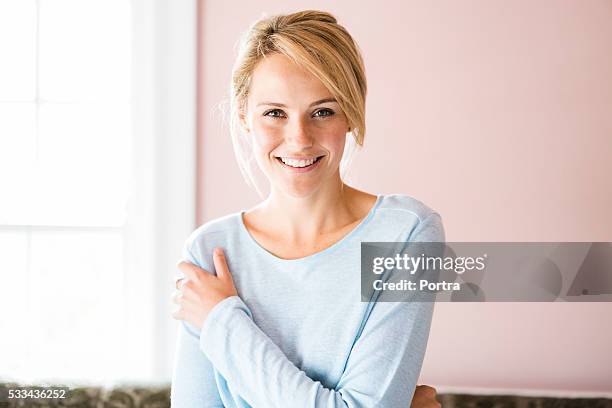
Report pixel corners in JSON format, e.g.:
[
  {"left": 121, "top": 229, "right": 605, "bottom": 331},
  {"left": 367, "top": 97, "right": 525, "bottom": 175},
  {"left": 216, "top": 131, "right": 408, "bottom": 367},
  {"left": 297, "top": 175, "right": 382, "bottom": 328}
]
[{"left": 170, "top": 10, "right": 444, "bottom": 408}]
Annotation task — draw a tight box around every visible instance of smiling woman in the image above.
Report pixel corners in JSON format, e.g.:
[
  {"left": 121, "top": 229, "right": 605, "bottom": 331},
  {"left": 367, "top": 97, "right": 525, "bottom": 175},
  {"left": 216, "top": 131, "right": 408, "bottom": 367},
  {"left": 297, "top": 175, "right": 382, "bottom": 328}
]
[
  {"left": 229, "top": 11, "right": 366, "bottom": 198},
  {"left": 170, "top": 10, "right": 445, "bottom": 408}
]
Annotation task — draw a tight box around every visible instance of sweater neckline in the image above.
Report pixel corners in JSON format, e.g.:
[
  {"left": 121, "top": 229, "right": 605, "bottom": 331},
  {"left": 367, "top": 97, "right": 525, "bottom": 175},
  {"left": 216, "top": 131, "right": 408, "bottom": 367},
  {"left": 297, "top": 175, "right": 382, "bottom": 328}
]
[{"left": 237, "top": 194, "right": 384, "bottom": 265}]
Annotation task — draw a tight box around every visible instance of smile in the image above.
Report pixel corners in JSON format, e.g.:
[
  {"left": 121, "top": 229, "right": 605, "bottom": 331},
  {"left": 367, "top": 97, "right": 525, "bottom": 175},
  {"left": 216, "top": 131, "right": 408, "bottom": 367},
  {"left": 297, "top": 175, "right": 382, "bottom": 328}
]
[{"left": 275, "top": 155, "right": 325, "bottom": 172}]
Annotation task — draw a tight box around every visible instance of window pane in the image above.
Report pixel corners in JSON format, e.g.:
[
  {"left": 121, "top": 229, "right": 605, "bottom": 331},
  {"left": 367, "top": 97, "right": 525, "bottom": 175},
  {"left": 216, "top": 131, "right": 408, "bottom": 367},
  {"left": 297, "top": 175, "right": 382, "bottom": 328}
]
[
  {"left": 0, "top": 104, "right": 37, "bottom": 224},
  {"left": 24, "top": 229, "right": 124, "bottom": 383},
  {"left": 39, "top": 0, "right": 130, "bottom": 102},
  {"left": 35, "top": 102, "right": 131, "bottom": 226},
  {"left": 0, "top": 0, "right": 36, "bottom": 101}
]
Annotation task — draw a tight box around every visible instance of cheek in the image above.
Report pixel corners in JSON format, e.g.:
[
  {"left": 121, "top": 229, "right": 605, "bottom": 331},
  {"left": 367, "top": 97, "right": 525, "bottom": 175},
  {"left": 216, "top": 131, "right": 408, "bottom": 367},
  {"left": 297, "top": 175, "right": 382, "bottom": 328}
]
[
  {"left": 251, "top": 122, "right": 283, "bottom": 153},
  {"left": 318, "top": 123, "right": 348, "bottom": 155},
  {"left": 329, "top": 137, "right": 347, "bottom": 160}
]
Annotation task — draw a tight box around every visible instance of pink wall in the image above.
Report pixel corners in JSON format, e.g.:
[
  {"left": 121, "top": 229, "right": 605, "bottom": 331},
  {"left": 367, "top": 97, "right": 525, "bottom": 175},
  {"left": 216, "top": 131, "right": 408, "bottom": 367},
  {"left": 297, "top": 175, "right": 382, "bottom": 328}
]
[{"left": 196, "top": 0, "right": 612, "bottom": 393}]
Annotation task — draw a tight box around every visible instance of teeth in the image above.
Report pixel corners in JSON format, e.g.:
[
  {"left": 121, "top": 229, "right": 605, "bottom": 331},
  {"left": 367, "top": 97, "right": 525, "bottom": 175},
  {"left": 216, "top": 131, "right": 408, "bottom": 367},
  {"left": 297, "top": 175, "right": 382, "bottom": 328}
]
[{"left": 280, "top": 157, "right": 318, "bottom": 168}]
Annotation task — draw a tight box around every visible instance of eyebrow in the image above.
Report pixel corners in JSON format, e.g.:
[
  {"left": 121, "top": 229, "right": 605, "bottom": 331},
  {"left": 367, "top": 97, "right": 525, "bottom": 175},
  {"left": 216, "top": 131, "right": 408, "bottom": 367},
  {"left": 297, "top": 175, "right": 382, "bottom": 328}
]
[{"left": 256, "top": 98, "right": 337, "bottom": 108}]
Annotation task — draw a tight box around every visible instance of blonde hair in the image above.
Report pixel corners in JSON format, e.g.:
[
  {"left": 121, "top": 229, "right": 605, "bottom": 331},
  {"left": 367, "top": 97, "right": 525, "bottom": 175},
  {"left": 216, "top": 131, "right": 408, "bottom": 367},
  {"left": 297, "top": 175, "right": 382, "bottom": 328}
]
[{"left": 229, "top": 10, "right": 367, "bottom": 196}]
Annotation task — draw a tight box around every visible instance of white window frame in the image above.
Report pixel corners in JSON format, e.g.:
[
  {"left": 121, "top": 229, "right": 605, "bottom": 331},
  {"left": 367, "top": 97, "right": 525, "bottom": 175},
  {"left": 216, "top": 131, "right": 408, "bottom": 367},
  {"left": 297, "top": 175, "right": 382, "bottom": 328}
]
[{"left": 120, "top": 0, "right": 197, "bottom": 384}]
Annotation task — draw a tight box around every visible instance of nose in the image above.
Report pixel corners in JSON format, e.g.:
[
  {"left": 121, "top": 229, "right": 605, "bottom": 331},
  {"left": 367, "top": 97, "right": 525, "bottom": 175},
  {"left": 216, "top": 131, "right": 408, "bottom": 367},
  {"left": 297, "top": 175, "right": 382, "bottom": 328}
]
[{"left": 285, "top": 116, "right": 313, "bottom": 149}]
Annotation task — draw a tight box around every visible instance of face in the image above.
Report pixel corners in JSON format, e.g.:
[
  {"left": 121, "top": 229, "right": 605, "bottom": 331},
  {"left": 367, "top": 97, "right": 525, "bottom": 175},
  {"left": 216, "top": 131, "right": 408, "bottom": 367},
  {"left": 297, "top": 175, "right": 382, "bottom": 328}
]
[{"left": 241, "top": 53, "right": 350, "bottom": 198}]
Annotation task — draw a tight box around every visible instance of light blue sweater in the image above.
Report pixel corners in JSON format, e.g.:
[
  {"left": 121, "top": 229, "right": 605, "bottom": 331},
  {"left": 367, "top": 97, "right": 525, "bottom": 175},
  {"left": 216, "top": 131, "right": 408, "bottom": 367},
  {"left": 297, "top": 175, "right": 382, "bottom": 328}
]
[{"left": 171, "top": 194, "right": 445, "bottom": 407}]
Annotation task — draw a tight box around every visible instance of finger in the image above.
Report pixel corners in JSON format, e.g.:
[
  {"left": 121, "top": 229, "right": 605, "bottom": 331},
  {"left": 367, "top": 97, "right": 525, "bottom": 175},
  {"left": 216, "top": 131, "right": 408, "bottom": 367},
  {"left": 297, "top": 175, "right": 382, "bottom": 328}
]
[
  {"left": 213, "top": 247, "right": 233, "bottom": 282},
  {"left": 171, "top": 306, "right": 184, "bottom": 320},
  {"left": 422, "top": 385, "right": 437, "bottom": 397},
  {"left": 171, "top": 290, "right": 183, "bottom": 305},
  {"left": 176, "top": 260, "right": 204, "bottom": 282}
]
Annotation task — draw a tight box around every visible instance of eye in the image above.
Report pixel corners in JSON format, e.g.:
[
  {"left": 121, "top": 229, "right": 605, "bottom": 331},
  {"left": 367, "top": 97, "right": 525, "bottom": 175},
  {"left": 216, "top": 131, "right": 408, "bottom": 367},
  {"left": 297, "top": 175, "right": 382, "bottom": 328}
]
[
  {"left": 313, "top": 108, "right": 334, "bottom": 118},
  {"left": 264, "top": 109, "right": 286, "bottom": 118}
]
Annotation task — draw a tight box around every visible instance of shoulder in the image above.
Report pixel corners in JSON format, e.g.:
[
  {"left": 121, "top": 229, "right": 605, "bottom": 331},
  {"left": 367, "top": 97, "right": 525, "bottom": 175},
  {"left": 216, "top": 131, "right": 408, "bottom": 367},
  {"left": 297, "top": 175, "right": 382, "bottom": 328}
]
[
  {"left": 186, "top": 212, "right": 239, "bottom": 244},
  {"left": 377, "top": 193, "right": 441, "bottom": 223},
  {"left": 182, "top": 212, "right": 242, "bottom": 266},
  {"left": 377, "top": 194, "right": 445, "bottom": 242}
]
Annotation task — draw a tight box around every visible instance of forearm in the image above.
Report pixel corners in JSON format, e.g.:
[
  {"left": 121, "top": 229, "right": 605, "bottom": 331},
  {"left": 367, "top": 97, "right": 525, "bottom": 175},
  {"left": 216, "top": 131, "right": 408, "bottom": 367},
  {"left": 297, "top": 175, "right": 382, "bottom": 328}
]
[
  {"left": 199, "top": 296, "right": 432, "bottom": 407},
  {"left": 199, "top": 296, "right": 354, "bottom": 407}
]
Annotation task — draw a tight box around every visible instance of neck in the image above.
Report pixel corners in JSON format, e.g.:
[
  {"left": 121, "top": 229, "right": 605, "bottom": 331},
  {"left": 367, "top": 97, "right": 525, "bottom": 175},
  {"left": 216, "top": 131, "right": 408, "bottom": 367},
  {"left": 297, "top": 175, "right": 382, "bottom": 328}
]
[{"left": 260, "top": 178, "right": 360, "bottom": 245}]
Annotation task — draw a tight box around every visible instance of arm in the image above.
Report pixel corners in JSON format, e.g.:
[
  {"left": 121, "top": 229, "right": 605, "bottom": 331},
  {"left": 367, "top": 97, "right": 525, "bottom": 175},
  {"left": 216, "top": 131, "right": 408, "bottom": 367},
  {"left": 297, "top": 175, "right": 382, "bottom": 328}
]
[
  {"left": 171, "top": 322, "right": 224, "bottom": 407},
  {"left": 170, "top": 241, "right": 224, "bottom": 407},
  {"left": 198, "top": 212, "right": 445, "bottom": 407},
  {"left": 200, "top": 293, "right": 433, "bottom": 407}
]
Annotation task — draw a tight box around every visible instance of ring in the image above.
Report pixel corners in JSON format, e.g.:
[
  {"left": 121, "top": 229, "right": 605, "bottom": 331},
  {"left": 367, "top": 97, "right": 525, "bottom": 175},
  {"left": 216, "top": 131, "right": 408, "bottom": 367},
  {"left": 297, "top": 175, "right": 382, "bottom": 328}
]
[{"left": 174, "top": 276, "right": 184, "bottom": 290}]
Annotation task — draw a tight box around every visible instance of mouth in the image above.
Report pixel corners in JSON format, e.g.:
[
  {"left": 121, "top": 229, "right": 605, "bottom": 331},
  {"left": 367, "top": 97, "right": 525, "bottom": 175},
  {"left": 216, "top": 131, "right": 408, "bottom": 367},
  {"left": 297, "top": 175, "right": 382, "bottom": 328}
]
[{"left": 274, "top": 155, "right": 325, "bottom": 172}]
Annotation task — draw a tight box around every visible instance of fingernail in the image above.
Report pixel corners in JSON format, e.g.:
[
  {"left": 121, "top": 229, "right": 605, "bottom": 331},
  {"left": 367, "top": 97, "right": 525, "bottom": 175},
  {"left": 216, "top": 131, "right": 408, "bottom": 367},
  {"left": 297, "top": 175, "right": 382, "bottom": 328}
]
[{"left": 215, "top": 247, "right": 223, "bottom": 256}]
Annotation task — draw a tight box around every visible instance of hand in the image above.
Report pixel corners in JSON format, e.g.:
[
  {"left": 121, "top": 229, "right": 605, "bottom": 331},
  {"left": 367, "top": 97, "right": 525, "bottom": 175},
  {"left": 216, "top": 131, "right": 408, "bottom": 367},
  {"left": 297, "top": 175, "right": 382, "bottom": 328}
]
[
  {"left": 410, "top": 385, "right": 441, "bottom": 408},
  {"left": 171, "top": 247, "right": 238, "bottom": 330}
]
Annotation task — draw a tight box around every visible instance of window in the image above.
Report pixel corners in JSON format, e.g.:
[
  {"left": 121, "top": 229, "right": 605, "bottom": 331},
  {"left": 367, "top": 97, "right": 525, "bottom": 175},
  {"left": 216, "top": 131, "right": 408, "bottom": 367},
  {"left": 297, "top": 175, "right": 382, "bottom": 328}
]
[{"left": 0, "top": 0, "right": 196, "bottom": 385}]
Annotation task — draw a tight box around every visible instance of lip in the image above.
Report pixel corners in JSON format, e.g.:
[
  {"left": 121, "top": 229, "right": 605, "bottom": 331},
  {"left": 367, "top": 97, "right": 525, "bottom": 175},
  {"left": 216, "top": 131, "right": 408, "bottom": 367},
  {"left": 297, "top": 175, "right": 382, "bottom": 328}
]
[
  {"left": 275, "top": 155, "right": 325, "bottom": 173},
  {"left": 274, "top": 155, "right": 324, "bottom": 160}
]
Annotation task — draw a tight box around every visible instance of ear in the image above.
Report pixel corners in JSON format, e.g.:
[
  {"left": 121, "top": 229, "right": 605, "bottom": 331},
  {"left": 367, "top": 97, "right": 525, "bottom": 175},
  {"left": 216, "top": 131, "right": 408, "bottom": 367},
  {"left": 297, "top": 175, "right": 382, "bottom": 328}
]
[{"left": 239, "top": 109, "right": 250, "bottom": 133}]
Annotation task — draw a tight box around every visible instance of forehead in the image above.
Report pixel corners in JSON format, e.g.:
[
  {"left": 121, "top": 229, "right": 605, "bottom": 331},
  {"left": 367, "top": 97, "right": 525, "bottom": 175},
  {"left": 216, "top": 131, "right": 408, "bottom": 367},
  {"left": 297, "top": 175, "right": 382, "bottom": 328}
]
[{"left": 248, "top": 53, "right": 332, "bottom": 104}]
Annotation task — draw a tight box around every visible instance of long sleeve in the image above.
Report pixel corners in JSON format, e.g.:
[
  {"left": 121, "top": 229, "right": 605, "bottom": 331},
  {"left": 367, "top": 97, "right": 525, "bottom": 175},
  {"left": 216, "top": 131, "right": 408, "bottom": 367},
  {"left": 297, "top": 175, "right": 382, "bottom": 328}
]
[
  {"left": 170, "top": 239, "right": 224, "bottom": 407},
  {"left": 197, "top": 212, "right": 445, "bottom": 407},
  {"left": 171, "top": 322, "right": 224, "bottom": 407}
]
